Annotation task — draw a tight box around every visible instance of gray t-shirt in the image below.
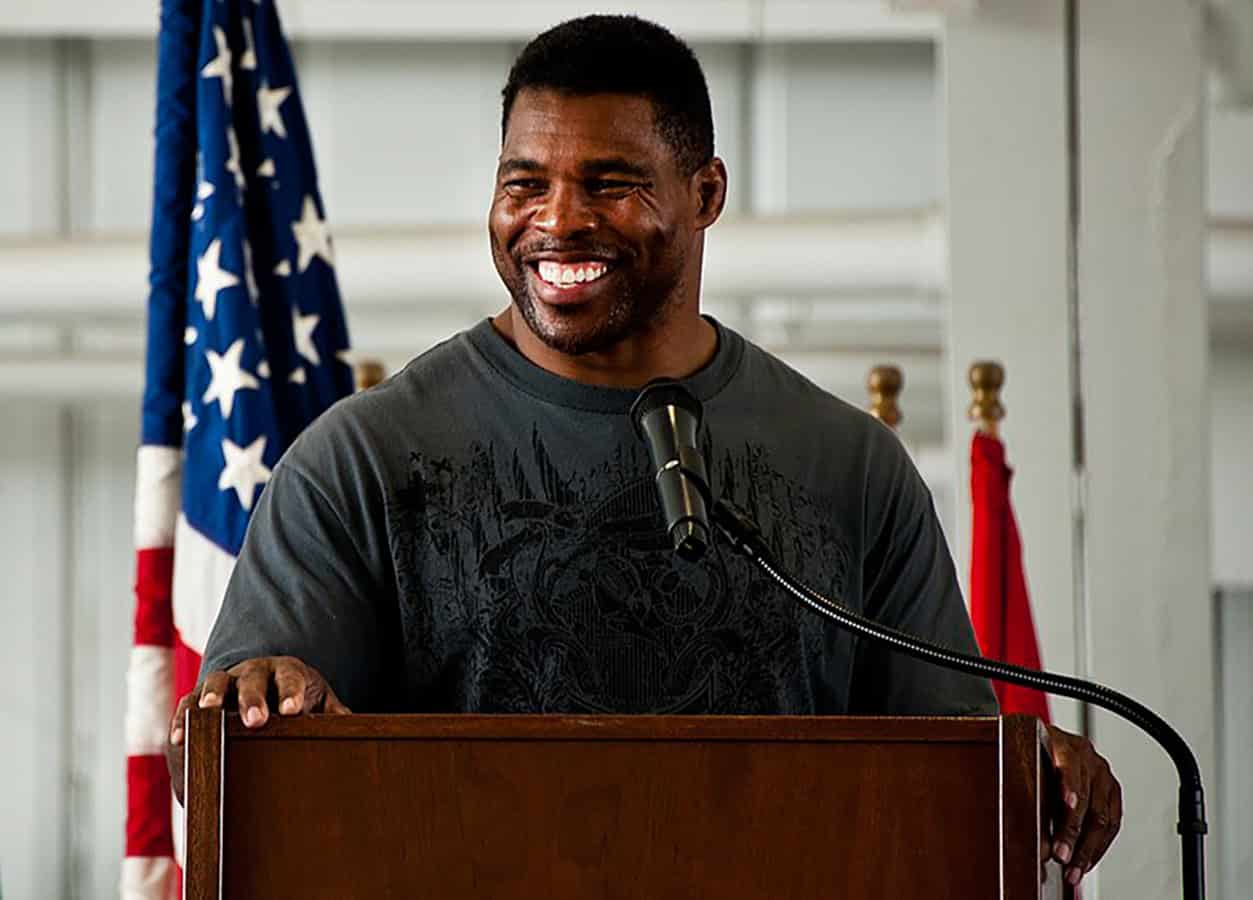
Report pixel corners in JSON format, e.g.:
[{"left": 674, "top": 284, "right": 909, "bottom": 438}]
[{"left": 202, "top": 318, "right": 997, "bottom": 716}]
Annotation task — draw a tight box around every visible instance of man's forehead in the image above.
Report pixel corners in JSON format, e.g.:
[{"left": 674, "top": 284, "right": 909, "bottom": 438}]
[{"left": 501, "top": 89, "right": 664, "bottom": 161}]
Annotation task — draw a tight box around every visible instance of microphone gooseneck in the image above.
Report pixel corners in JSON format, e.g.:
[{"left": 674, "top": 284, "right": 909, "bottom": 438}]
[
  {"left": 631, "top": 382, "right": 1208, "bottom": 900},
  {"left": 629, "top": 379, "right": 712, "bottom": 562}
]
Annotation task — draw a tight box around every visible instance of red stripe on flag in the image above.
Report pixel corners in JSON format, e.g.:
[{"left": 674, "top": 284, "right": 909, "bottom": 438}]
[
  {"left": 135, "top": 547, "right": 176, "bottom": 647},
  {"left": 175, "top": 631, "right": 204, "bottom": 701},
  {"left": 126, "top": 754, "right": 174, "bottom": 858}
]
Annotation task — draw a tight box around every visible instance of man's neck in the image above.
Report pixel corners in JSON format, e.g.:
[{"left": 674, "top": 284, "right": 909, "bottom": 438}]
[{"left": 491, "top": 306, "right": 718, "bottom": 389}]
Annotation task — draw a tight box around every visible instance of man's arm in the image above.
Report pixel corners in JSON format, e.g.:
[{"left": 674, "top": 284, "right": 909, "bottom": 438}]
[
  {"left": 195, "top": 457, "right": 392, "bottom": 708},
  {"left": 167, "top": 425, "right": 397, "bottom": 800},
  {"left": 847, "top": 437, "right": 997, "bottom": 716}
]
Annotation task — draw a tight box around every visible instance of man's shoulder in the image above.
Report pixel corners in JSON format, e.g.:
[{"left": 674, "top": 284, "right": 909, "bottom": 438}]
[
  {"left": 281, "top": 324, "right": 490, "bottom": 470},
  {"left": 728, "top": 329, "right": 903, "bottom": 452}
]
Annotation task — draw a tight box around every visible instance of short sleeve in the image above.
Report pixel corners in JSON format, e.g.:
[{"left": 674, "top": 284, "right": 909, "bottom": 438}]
[
  {"left": 847, "top": 437, "right": 999, "bottom": 716},
  {"left": 198, "top": 422, "right": 398, "bottom": 711}
]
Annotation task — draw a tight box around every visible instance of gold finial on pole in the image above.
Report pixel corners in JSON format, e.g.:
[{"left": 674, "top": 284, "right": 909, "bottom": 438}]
[
  {"left": 354, "top": 359, "right": 386, "bottom": 392},
  {"left": 967, "top": 360, "right": 1005, "bottom": 437},
  {"left": 867, "top": 365, "right": 904, "bottom": 429}
]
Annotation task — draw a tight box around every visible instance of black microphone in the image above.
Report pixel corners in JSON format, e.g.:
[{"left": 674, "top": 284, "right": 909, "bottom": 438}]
[{"left": 629, "top": 379, "right": 711, "bottom": 562}]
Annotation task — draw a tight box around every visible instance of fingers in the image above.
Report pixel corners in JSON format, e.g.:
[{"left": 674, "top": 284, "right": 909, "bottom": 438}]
[
  {"left": 1043, "top": 724, "right": 1125, "bottom": 888},
  {"left": 1068, "top": 764, "right": 1124, "bottom": 884},
  {"left": 166, "top": 715, "right": 188, "bottom": 806},
  {"left": 171, "top": 657, "right": 348, "bottom": 738},
  {"left": 232, "top": 659, "right": 273, "bottom": 728},
  {"left": 198, "top": 669, "right": 231, "bottom": 709},
  {"left": 169, "top": 691, "right": 196, "bottom": 746},
  {"left": 1049, "top": 739, "right": 1090, "bottom": 871},
  {"left": 322, "top": 683, "right": 352, "bottom": 715},
  {"left": 273, "top": 657, "right": 309, "bottom": 716}
]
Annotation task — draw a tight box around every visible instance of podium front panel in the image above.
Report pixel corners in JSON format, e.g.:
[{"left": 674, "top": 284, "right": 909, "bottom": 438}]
[{"left": 185, "top": 713, "right": 1055, "bottom": 899}]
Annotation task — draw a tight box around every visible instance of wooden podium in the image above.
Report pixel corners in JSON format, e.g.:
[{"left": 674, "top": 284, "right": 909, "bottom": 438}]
[{"left": 184, "top": 710, "right": 1067, "bottom": 899}]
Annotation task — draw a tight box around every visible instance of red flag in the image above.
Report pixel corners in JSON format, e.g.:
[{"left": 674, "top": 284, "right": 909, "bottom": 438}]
[{"left": 970, "top": 432, "right": 1051, "bottom": 721}]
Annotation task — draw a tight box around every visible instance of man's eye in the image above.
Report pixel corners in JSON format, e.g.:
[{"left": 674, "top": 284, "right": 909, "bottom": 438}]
[
  {"left": 504, "top": 179, "right": 544, "bottom": 195},
  {"left": 588, "top": 179, "right": 639, "bottom": 194}
]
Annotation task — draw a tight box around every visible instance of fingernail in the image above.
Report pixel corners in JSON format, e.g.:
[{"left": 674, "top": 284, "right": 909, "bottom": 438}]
[
  {"left": 1054, "top": 841, "right": 1072, "bottom": 863},
  {"left": 1066, "top": 791, "right": 1079, "bottom": 809},
  {"left": 243, "top": 706, "right": 264, "bottom": 727},
  {"left": 171, "top": 726, "right": 183, "bottom": 745},
  {"left": 1067, "top": 867, "right": 1082, "bottom": 886},
  {"left": 199, "top": 692, "right": 219, "bottom": 708},
  {"left": 280, "top": 697, "right": 299, "bottom": 715}
]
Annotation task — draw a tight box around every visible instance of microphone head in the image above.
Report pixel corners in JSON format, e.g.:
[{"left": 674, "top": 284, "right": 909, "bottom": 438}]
[
  {"left": 629, "top": 378, "right": 703, "bottom": 439},
  {"left": 630, "top": 379, "right": 711, "bottom": 562}
]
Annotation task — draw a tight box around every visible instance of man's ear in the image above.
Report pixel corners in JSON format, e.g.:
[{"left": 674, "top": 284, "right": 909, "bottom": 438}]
[{"left": 692, "top": 157, "right": 728, "bottom": 229}]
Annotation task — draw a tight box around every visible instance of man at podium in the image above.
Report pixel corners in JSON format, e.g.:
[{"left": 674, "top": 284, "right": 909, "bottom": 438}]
[{"left": 169, "top": 14, "right": 1122, "bottom": 888}]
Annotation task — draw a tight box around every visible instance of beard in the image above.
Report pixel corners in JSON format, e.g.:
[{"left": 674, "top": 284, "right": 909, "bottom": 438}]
[{"left": 491, "top": 233, "right": 686, "bottom": 357}]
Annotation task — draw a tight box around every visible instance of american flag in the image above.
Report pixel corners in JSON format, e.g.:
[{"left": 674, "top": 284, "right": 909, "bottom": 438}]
[{"left": 124, "top": 0, "right": 352, "bottom": 895}]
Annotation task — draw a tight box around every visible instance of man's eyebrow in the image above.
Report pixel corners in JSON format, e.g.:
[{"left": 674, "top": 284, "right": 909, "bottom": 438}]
[
  {"left": 497, "top": 158, "right": 546, "bottom": 177},
  {"left": 581, "top": 158, "right": 653, "bottom": 179},
  {"left": 496, "top": 156, "right": 655, "bottom": 179}
]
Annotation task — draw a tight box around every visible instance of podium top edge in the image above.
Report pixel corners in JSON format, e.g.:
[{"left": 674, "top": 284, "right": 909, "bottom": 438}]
[{"left": 212, "top": 712, "right": 1003, "bottom": 744}]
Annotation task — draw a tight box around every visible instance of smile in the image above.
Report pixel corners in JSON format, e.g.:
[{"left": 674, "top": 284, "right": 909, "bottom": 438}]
[{"left": 535, "top": 260, "right": 611, "bottom": 288}]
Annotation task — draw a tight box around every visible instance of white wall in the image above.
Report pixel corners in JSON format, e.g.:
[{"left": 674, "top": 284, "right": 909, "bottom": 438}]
[
  {"left": 0, "top": 403, "right": 72, "bottom": 899},
  {"left": 1211, "top": 344, "right": 1253, "bottom": 588},
  {"left": 0, "top": 400, "right": 139, "bottom": 900},
  {"left": 1077, "top": 7, "right": 1213, "bottom": 899},
  {"left": 0, "top": 39, "right": 60, "bottom": 235}
]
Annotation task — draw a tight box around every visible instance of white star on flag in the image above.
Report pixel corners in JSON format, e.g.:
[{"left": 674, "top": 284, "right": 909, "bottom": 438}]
[
  {"left": 203, "top": 338, "right": 260, "bottom": 418},
  {"left": 257, "top": 81, "right": 292, "bottom": 139},
  {"left": 218, "top": 435, "right": 272, "bottom": 511},
  {"left": 182, "top": 401, "right": 198, "bottom": 433},
  {"left": 291, "top": 195, "right": 334, "bottom": 273},
  {"left": 195, "top": 238, "right": 240, "bottom": 320},
  {"left": 292, "top": 307, "right": 322, "bottom": 366},
  {"left": 192, "top": 177, "right": 215, "bottom": 221},
  {"left": 200, "top": 26, "right": 233, "bottom": 105}
]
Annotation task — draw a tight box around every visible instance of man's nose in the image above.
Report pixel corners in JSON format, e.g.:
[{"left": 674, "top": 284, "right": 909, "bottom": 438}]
[{"left": 534, "top": 183, "right": 597, "bottom": 237}]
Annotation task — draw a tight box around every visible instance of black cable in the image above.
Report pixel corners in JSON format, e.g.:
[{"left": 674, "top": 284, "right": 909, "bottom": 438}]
[{"left": 711, "top": 499, "right": 1207, "bottom": 900}]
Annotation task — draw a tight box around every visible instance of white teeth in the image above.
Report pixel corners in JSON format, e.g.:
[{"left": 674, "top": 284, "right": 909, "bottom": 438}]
[{"left": 536, "top": 260, "right": 610, "bottom": 287}]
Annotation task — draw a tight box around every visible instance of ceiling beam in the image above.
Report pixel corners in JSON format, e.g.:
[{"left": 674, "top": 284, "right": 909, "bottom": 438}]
[{"left": 0, "top": 0, "right": 938, "bottom": 41}]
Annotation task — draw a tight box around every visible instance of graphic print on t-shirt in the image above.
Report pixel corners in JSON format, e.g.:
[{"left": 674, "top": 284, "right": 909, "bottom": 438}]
[{"left": 388, "top": 427, "right": 853, "bottom": 714}]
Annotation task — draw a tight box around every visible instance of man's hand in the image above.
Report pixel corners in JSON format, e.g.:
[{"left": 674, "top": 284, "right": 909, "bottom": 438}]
[
  {"left": 165, "top": 656, "right": 350, "bottom": 804},
  {"left": 1043, "top": 723, "right": 1123, "bottom": 887}
]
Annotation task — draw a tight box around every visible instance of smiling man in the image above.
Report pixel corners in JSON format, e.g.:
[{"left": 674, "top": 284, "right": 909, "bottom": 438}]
[{"left": 172, "top": 15, "right": 1121, "bottom": 887}]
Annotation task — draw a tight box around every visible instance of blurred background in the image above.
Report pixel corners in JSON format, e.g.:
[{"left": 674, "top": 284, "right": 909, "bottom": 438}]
[{"left": 0, "top": 0, "right": 1249, "bottom": 897}]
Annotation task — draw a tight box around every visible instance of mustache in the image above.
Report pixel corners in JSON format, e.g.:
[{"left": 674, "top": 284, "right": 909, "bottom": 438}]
[{"left": 514, "top": 238, "right": 625, "bottom": 262}]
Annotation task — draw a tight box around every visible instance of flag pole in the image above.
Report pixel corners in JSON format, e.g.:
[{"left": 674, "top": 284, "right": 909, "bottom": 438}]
[
  {"left": 866, "top": 364, "right": 904, "bottom": 430},
  {"left": 353, "top": 359, "right": 386, "bottom": 392},
  {"left": 967, "top": 360, "right": 1005, "bottom": 438}
]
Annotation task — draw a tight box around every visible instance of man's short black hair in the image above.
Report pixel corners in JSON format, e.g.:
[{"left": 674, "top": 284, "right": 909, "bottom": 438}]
[{"left": 501, "top": 15, "right": 715, "bottom": 175}]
